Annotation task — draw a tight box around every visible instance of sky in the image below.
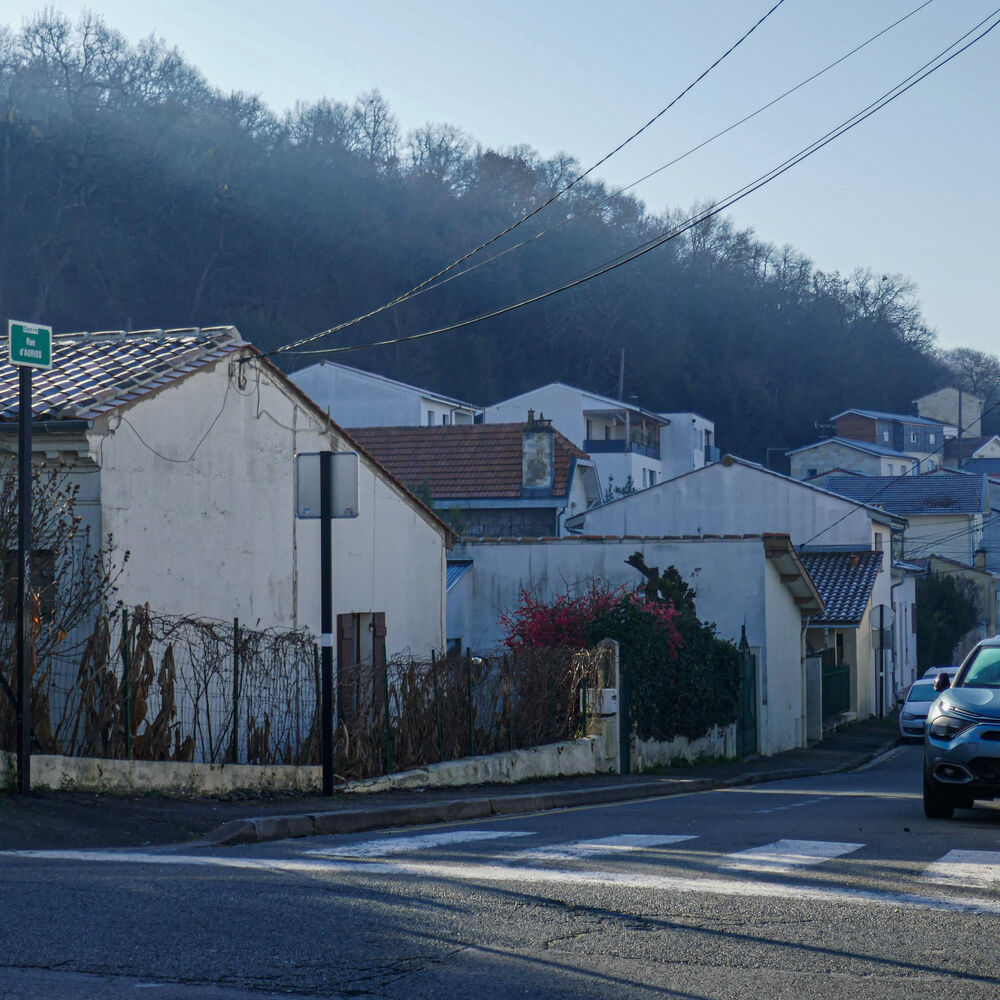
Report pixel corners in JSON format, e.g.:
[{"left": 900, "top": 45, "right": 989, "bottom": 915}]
[{"left": 3, "top": 0, "right": 999, "bottom": 354}]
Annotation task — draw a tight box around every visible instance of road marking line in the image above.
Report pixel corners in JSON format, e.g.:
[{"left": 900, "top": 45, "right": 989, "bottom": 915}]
[
  {"left": 507, "top": 834, "right": 696, "bottom": 861},
  {"left": 304, "top": 830, "right": 534, "bottom": 859},
  {"left": 923, "top": 850, "right": 1000, "bottom": 889},
  {"left": 854, "top": 746, "right": 906, "bottom": 771},
  {"left": 752, "top": 796, "right": 829, "bottom": 814},
  {"left": 722, "top": 839, "right": 864, "bottom": 873},
  {"left": 5, "top": 849, "right": 1000, "bottom": 915}
]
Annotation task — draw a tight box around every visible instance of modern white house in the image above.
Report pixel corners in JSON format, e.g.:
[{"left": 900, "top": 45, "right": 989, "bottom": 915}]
[
  {"left": 0, "top": 328, "right": 453, "bottom": 660},
  {"left": 564, "top": 456, "right": 912, "bottom": 719},
  {"left": 447, "top": 533, "right": 822, "bottom": 757},
  {"left": 290, "top": 360, "right": 480, "bottom": 428},
  {"left": 484, "top": 382, "right": 716, "bottom": 495},
  {"left": 658, "top": 411, "right": 719, "bottom": 480}
]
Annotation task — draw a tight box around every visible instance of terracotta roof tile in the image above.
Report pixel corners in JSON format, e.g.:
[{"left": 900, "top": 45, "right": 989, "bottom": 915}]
[{"left": 349, "top": 424, "right": 588, "bottom": 500}]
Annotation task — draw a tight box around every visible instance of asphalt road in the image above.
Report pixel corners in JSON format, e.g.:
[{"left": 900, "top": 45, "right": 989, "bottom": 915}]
[{"left": 2, "top": 743, "right": 999, "bottom": 999}]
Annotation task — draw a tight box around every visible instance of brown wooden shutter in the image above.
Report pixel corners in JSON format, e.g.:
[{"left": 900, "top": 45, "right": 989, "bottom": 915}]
[{"left": 337, "top": 613, "right": 355, "bottom": 721}]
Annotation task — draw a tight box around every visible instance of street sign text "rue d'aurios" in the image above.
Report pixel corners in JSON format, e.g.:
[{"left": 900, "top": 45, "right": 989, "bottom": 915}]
[{"left": 8, "top": 321, "right": 53, "bottom": 369}]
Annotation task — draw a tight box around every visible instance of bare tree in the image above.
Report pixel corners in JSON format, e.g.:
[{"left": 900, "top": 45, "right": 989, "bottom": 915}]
[
  {"left": 351, "top": 89, "right": 398, "bottom": 169},
  {"left": 404, "top": 122, "right": 471, "bottom": 190},
  {"left": 943, "top": 347, "right": 1000, "bottom": 403}
]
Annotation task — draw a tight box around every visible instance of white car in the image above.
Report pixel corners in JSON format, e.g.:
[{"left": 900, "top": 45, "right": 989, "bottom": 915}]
[{"left": 899, "top": 669, "right": 958, "bottom": 740}]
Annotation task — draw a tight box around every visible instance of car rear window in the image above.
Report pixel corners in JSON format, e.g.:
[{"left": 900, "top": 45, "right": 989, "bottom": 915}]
[
  {"left": 960, "top": 647, "right": 1000, "bottom": 688},
  {"left": 905, "top": 682, "right": 936, "bottom": 702}
]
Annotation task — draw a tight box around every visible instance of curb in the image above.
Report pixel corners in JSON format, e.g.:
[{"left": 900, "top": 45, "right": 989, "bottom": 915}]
[{"left": 202, "top": 736, "right": 903, "bottom": 847}]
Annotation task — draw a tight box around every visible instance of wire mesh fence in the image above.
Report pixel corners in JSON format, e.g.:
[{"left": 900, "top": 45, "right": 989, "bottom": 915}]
[
  {"left": 0, "top": 606, "right": 613, "bottom": 776},
  {"left": 334, "top": 644, "right": 613, "bottom": 782},
  {"left": 0, "top": 606, "right": 318, "bottom": 765}
]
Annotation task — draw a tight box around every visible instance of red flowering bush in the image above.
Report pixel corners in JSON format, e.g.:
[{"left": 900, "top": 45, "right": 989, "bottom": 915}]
[
  {"left": 500, "top": 584, "right": 681, "bottom": 658},
  {"left": 500, "top": 580, "right": 739, "bottom": 743}
]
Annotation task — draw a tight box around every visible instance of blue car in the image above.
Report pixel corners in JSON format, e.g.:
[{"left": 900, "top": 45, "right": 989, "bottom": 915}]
[{"left": 924, "top": 638, "right": 1000, "bottom": 818}]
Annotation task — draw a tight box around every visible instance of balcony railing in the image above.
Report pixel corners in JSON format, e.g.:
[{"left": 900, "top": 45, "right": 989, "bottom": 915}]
[
  {"left": 704, "top": 445, "right": 721, "bottom": 464},
  {"left": 584, "top": 439, "right": 659, "bottom": 459}
]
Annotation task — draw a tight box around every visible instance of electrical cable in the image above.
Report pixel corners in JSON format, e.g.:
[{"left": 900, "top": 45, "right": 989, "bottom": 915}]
[
  {"left": 304, "top": 0, "right": 937, "bottom": 319},
  {"left": 280, "top": 8, "right": 1000, "bottom": 361},
  {"left": 119, "top": 377, "right": 232, "bottom": 464},
  {"left": 262, "top": 0, "right": 789, "bottom": 361}
]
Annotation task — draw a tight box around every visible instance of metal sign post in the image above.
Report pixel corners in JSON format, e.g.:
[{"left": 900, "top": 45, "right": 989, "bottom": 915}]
[
  {"left": 294, "top": 450, "right": 360, "bottom": 796},
  {"left": 319, "top": 451, "right": 334, "bottom": 795},
  {"left": 8, "top": 320, "right": 53, "bottom": 795}
]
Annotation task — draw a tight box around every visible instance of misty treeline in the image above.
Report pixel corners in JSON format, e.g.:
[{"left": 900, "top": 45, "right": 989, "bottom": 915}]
[{"left": 1, "top": 12, "right": 997, "bottom": 458}]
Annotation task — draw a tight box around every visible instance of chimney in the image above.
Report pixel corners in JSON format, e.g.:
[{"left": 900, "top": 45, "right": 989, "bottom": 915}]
[{"left": 522, "top": 412, "right": 555, "bottom": 493}]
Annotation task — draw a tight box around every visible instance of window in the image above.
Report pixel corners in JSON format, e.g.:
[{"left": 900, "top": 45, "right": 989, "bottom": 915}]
[
  {"left": 441, "top": 413, "right": 450, "bottom": 425},
  {"left": 426, "top": 411, "right": 434, "bottom": 426},
  {"left": 874, "top": 532, "right": 884, "bottom": 552},
  {"left": 911, "top": 431, "right": 917, "bottom": 443},
  {"left": 929, "top": 433, "right": 935, "bottom": 444},
  {"left": 807, "top": 468, "right": 818, "bottom": 479},
  {"left": 882, "top": 430, "right": 889, "bottom": 442},
  {"left": 586, "top": 419, "right": 592, "bottom": 439}
]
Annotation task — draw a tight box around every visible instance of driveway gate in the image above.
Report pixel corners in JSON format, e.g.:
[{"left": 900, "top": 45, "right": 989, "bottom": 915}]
[{"left": 821, "top": 648, "right": 851, "bottom": 717}]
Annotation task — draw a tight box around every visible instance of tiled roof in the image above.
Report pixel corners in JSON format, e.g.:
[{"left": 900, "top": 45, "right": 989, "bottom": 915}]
[
  {"left": 832, "top": 408, "right": 947, "bottom": 427},
  {"left": 960, "top": 458, "right": 1000, "bottom": 475},
  {"left": 799, "top": 550, "right": 883, "bottom": 625},
  {"left": 944, "top": 436, "right": 997, "bottom": 460},
  {"left": 0, "top": 327, "right": 243, "bottom": 421},
  {"left": 349, "top": 424, "right": 589, "bottom": 499},
  {"left": 826, "top": 474, "right": 988, "bottom": 515},
  {"left": 788, "top": 437, "right": 918, "bottom": 459}
]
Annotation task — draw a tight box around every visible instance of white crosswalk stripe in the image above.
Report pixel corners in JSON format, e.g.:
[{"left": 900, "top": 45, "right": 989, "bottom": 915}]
[
  {"left": 922, "top": 850, "right": 1000, "bottom": 889},
  {"left": 304, "top": 830, "right": 534, "bottom": 859},
  {"left": 506, "top": 833, "right": 696, "bottom": 862},
  {"left": 722, "top": 839, "right": 864, "bottom": 873}
]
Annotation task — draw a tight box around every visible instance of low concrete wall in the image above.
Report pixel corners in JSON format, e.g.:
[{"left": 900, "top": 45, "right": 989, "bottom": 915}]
[
  {"left": 0, "top": 735, "right": 614, "bottom": 796},
  {"left": 631, "top": 723, "right": 738, "bottom": 772}
]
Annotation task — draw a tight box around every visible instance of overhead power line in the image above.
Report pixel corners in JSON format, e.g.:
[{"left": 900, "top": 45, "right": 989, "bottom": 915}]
[
  {"left": 801, "top": 389, "right": 1000, "bottom": 548},
  {"left": 263, "top": 0, "right": 789, "bottom": 361},
  {"left": 323, "top": 0, "right": 937, "bottom": 317},
  {"left": 282, "top": 7, "right": 1000, "bottom": 361}
]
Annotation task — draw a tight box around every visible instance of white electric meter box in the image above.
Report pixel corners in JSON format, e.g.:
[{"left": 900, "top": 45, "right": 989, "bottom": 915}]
[
  {"left": 586, "top": 688, "right": 618, "bottom": 717},
  {"left": 295, "top": 451, "right": 360, "bottom": 519}
]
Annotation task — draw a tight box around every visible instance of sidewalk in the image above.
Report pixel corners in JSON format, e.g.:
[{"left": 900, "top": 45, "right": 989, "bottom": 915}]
[{"left": 0, "top": 717, "right": 900, "bottom": 852}]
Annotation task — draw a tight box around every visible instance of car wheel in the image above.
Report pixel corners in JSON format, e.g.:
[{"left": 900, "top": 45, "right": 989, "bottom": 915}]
[{"left": 923, "top": 775, "right": 955, "bottom": 819}]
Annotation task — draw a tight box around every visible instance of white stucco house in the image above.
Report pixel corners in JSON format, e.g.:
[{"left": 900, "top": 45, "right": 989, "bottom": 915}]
[
  {"left": 563, "top": 456, "right": 912, "bottom": 720},
  {"left": 290, "top": 360, "right": 480, "bottom": 428},
  {"left": 484, "top": 382, "right": 716, "bottom": 495},
  {"left": 0, "top": 327, "right": 453, "bottom": 661},
  {"left": 447, "top": 533, "right": 822, "bottom": 757}
]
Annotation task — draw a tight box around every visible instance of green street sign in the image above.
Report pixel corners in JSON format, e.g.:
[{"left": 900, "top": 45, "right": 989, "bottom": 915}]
[{"left": 8, "top": 320, "right": 53, "bottom": 369}]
